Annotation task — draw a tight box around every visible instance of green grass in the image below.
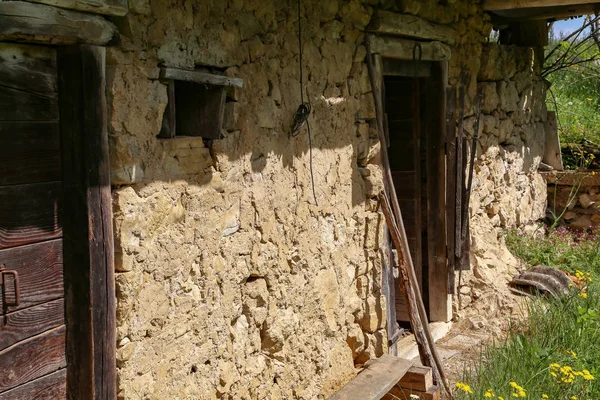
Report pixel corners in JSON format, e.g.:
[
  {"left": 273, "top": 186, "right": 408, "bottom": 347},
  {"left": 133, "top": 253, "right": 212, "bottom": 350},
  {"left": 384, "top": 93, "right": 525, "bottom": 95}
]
[{"left": 454, "top": 228, "right": 600, "bottom": 400}]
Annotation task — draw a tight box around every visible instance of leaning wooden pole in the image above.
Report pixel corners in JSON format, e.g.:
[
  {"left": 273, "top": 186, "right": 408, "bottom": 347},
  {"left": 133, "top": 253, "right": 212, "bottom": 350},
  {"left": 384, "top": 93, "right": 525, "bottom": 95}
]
[{"left": 365, "top": 38, "right": 453, "bottom": 399}]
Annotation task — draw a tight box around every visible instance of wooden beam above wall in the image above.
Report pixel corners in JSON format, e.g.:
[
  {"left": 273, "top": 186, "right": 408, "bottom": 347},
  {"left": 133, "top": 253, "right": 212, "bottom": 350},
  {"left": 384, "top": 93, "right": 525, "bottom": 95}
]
[
  {"left": 160, "top": 67, "right": 244, "bottom": 88},
  {"left": 26, "top": 0, "right": 127, "bottom": 17},
  {"left": 0, "top": 1, "right": 119, "bottom": 46},
  {"left": 367, "top": 10, "right": 457, "bottom": 45},
  {"left": 484, "top": 0, "right": 600, "bottom": 11},
  {"left": 368, "top": 35, "right": 451, "bottom": 62},
  {"left": 491, "top": 3, "right": 600, "bottom": 21}
]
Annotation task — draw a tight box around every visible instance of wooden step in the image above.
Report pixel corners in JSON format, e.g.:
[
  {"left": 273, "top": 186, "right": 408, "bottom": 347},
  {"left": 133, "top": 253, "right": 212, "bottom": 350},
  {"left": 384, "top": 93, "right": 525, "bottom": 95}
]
[{"left": 328, "top": 354, "right": 412, "bottom": 400}]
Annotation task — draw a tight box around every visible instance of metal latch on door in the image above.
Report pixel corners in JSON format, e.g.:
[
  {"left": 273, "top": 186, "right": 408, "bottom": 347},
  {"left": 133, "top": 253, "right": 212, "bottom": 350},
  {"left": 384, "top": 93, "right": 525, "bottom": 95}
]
[{"left": 0, "top": 264, "right": 20, "bottom": 308}]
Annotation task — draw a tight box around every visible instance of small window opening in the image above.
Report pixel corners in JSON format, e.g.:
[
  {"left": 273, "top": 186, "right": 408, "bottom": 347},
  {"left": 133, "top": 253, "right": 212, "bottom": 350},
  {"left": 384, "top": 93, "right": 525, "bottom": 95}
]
[{"left": 158, "top": 67, "right": 243, "bottom": 140}]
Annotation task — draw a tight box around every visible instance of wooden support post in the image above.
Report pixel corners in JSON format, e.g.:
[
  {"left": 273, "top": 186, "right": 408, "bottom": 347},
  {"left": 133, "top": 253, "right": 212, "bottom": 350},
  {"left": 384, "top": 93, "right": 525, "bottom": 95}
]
[{"left": 58, "top": 45, "right": 116, "bottom": 400}]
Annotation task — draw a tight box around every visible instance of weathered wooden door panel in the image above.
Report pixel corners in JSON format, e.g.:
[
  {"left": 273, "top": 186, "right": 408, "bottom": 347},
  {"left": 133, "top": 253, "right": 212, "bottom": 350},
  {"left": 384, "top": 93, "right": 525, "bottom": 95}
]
[
  {"left": 0, "top": 42, "right": 67, "bottom": 398},
  {"left": 0, "top": 240, "right": 63, "bottom": 312},
  {"left": 0, "top": 182, "right": 62, "bottom": 249},
  {"left": 0, "top": 87, "right": 58, "bottom": 121},
  {"left": 0, "top": 369, "right": 66, "bottom": 400},
  {"left": 0, "top": 122, "right": 61, "bottom": 185},
  {"left": 0, "top": 326, "right": 66, "bottom": 393},
  {"left": 0, "top": 298, "right": 64, "bottom": 351},
  {"left": 0, "top": 44, "right": 58, "bottom": 98}
]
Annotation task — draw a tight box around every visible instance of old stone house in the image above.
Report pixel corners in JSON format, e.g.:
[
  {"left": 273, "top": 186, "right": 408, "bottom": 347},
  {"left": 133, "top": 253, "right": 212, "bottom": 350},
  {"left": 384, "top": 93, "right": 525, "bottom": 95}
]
[{"left": 0, "top": 0, "right": 590, "bottom": 399}]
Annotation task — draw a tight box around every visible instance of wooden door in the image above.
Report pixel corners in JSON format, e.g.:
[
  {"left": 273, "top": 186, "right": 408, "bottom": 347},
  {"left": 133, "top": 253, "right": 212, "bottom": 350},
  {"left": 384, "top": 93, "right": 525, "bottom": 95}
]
[
  {"left": 384, "top": 75, "right": 425, "bottom": 323},
  {"left": 0, "top": 43, "right": 67, "bottom": 399}
]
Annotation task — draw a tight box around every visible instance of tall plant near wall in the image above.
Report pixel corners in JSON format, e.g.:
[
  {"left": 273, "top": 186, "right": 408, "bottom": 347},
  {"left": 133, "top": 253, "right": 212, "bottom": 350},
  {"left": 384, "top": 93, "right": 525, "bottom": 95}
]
[{"left": 545, "top": 15, "right": 600, "bottom": 151}]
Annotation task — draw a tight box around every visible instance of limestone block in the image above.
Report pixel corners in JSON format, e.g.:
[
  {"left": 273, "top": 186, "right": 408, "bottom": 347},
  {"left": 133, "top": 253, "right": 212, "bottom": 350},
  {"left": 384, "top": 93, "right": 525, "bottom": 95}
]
[
  {"left": 260, "top": 307, "right": 298, "bottom": 355},
  {"left": 569, "top": 215, "right": 592, "bottom": 231},
  {"left": 357, "top": 295, "right": 385, "bottom": 333},
  {"left": 498, "top": 81, "right": 519, "bottom": 113},
  {"left": 346, "top": 323, "right": 365, "bottom": 359},
  {"left": 221, "top": 203, "right": 240, "bottom": 236},
  {"left": 315, "top": 269, "right": 341, "bottom": 330},
  {"left": 498, "top": 118, "right": 514, "bottom": 144},
  {"left": 480, "top": 82, "right": 499, "bottom": 113},
  {"left": 580, "top": 193, "right": 594, "bottom": 209}
]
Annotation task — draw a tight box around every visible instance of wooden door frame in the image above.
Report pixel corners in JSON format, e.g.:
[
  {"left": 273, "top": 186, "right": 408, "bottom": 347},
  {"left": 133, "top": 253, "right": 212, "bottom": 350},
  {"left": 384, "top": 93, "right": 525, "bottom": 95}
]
[
  {"left": 57, "top": 45, "right": 116, "bottom": 400},
  {"left": 371, "top": 49, "right": 452, "bottom": 329},
  {"left": 1, "top": 4, "right": 118, "bottom": 399}
]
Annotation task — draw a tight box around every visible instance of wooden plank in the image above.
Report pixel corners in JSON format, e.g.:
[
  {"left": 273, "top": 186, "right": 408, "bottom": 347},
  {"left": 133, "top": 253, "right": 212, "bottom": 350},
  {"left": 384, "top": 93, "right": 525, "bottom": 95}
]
[
  {"left": 0, "top": 86, "right": 58, "bottom": 122},
  {"left": 483, "top": 0, "right": 600, "bottom": 11},
  {"left": 0, "top": 298, "right": 65, "bottom": 351},
  {"left": 0, "top": 182, "right": 62, "bottom": 249},
  {"left": 0, "top": 369, "right": 66, "bottom": 400},
  {"left": 0, "top": 240, "right": 63, "bottom": 312},
  {"left": 425, "top": 63, "right": 450, "bottom": 323},
  {"left": 445, "top": 87, "right": 457, "bottom": 293},
  {"left": 58, "top": 45, "right": 116, "bottom": 400},
  {"left": 412, "top": 78, "right": 422, "bottom": 294},
  {"left": 27, "top": 0, "right": 127, "bottom": 16},
  {"left": 384, "top": 384, "right": 440, "bottom": 400},
  {"left": 368, "top": 10, "right": 457, "bottom": 45},
  {"left": 0, "top": 43, "right": 57, "bottom": 99},
  {"left": 329, "top": 355, "right": 412, "bottom": 400},
  {"left": 0, "top": 325, "right": 66, "bottom": 393},
  {"left": 160, "top": 67, "right": 243, "bottom": 88},
  {"left": 0, "top": 1, "right": 119, "bottom": 46},
  {"left": 398, "top": 366, "right": 433, "bottom": 392},
  {"left": 175, "top": 81, "right": 226, "bottom": 139},
  {"left": 491, "top": 4, "right": 600, "bottom": 21},
  {"left": 368, "top": 35, "right": 451, "bottom": 62},
  {"left": 0, "top": 122, "right": 61, "bottom": 186},
  {"left": 543, "top": 111, "right": 563, "bottom": 170}
]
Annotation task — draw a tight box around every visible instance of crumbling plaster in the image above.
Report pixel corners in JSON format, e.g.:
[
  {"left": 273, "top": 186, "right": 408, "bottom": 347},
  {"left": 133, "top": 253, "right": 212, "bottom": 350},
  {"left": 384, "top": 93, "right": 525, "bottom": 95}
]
[{"left": 107, "top": 0, "right": 548, "bottom": 398}]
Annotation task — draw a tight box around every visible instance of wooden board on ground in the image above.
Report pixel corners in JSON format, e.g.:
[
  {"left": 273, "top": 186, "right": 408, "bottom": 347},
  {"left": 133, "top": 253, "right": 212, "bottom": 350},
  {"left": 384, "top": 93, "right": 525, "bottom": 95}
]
[
  {"left": 384, "top": 384, "right": 440, "bottom": 400},
  {"left": 328, "top": 355, "right": 412, "bottom": 400},
  {"left": 398, "top": 365, "right": 433, "bottom": 392}
]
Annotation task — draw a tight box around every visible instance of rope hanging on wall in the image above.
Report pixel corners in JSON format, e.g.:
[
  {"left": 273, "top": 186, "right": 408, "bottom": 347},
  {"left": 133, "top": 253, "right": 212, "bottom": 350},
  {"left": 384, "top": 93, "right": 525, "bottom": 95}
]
[{"left": 290, "top": 0, "right": 318, "bottom": 206}]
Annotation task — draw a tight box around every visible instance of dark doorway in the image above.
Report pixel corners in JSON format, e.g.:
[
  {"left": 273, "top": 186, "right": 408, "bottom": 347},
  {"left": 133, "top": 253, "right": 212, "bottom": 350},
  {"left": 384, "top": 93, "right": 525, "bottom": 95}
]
[{"left": 381, "top": 60, "right": 450, "bottom": 324}]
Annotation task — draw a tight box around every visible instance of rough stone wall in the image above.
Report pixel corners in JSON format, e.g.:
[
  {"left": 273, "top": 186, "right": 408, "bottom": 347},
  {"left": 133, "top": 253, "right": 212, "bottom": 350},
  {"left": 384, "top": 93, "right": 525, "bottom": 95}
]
[
  {"left": 110, "top": 1, "right": 387, "bottom": 399},
  {"left": 106, "top": 0, "right": 550, "bottom": 398},
  {"left": 545, "top": 172, "right": 600, "bottom": 230},
  {"left": 457, "top": 43, "right": 549, "bottom": 316}
]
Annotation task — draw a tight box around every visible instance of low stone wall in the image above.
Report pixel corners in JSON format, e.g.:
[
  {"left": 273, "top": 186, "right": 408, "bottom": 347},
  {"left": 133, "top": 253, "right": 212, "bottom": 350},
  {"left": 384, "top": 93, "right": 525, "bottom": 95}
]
[{"left": 545, "top": 171, "right": 600, "bottom": 230}]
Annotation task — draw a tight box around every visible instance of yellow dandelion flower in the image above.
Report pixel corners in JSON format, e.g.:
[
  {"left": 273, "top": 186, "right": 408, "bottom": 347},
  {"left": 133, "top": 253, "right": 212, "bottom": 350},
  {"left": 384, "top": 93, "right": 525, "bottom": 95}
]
[
  {"left": 542, "top": 395, "right": 549, "bottom": 399},
  {"left": 485, "top": 388, "right": 496, "bottom": 398},
  {"left": 456, "top": 382, "right": 473, "bottom": 394},
  {"left": 579, "top": 292, "right": 587, "bottom": 299}
]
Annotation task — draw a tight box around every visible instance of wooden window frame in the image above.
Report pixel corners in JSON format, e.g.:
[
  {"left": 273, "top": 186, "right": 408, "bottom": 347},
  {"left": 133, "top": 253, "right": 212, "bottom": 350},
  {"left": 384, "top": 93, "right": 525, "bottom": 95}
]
[{"left": 157, "top": 67, "right": 243, "bottom": 140}]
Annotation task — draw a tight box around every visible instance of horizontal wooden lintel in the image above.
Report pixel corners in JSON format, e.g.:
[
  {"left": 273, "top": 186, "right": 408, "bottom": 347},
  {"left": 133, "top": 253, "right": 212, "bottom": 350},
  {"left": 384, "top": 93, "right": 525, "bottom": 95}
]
[
  {"left": 26, "top": 0, "right": 127, "bottom": 17},
  {"left": 0, "top": 1, "right": 119, "bottom": 46},
  {"left": 367, "top": 10, "right": 456, "bottom": 46},
  {"left": 160, "top": 67, "right": 244, "bottom": 88},
  {"left": 368, "top": 35, "right": 451, "bottom": 62}
]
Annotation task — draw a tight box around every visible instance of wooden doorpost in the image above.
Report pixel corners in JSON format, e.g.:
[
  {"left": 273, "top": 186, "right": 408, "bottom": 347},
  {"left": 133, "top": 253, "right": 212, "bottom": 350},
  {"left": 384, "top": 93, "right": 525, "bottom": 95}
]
[{"left": 57, "top": 45, "right": 116, "bottom": 400}]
